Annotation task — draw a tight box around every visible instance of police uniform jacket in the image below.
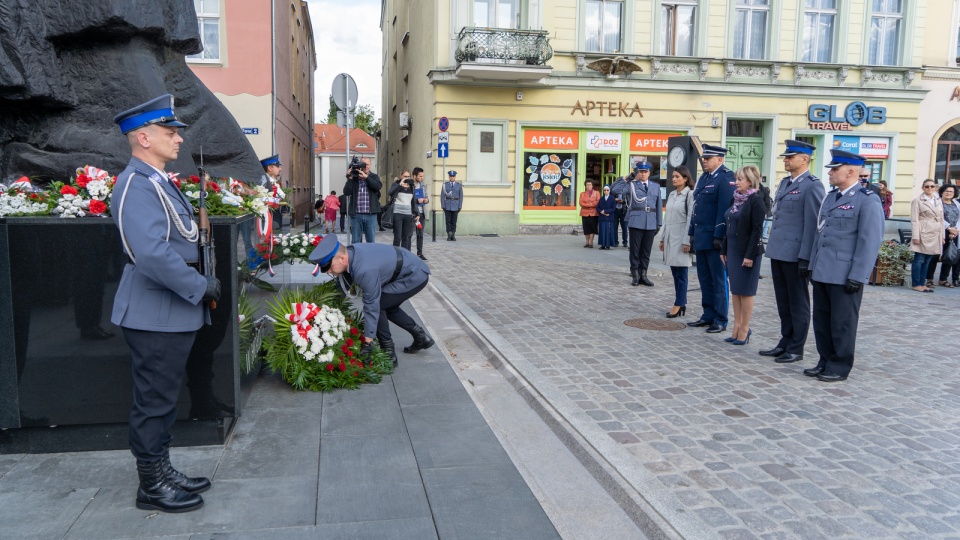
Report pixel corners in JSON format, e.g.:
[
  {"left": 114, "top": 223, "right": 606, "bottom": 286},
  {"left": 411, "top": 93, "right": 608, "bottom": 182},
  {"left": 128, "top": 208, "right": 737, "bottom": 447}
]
[
  {"left": 348, "top": 243, "right": 431, "bottom": 340},
  {"left": 688, "top": 165, "right": 736, "bottom": 251},
  {"left": 809, "top": 186, "right": 884, "bottom": 285},
  {"left": 111, "top": 157, "right": 208, "bottom": 332},
  {"left": 611, "top": 178, "right": 662, "bottom": 230},
  {"left": 441, "top": 181, "right": 463, "bottom": 211},
  {"left": 766, "top": 170, "right": 826, "bottom": 263}
]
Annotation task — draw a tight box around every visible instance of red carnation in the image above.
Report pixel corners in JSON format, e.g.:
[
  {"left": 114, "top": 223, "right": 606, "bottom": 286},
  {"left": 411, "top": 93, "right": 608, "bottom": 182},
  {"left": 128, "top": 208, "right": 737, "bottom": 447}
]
[
  {"left": 60, "top": 185, "right": 78, "bottom": 196},
  {"left": 75, "top": 174, "right": 91, "bottom": 188},
  {"left": 171, "top": 177, "right": 181, "bottom": 188},
  {"left": 89, "top": 200, "right": 107, "bottom": 215},
  {"left": 345, "top": 338, "right": 354, "bottom": 347},
  {"left": 29, "top": 193, "right": 40, "bottom": 200},
  {"left": 325, "top": 363, "right": 335, "bottom": 371},
  {"left": 340, "top": 344, "right": 349, "bottom": 353},
  {"left": 338, "top": 362, "right": 346, "bottom": 372},
  {"left": 346, "top": 350, "right": 354, "bottom": 357},
  {"left": 350, "top": 328, "right": 359, "bottom": 336},
  {"left": 189, "top": 175, "right": 201, "bottom": 184},
  {"left": 207, "top": 182, "right": 221, "bottom": 193},
  {"left": 352, "top": 371, "right": 359, "bottom": 377}
]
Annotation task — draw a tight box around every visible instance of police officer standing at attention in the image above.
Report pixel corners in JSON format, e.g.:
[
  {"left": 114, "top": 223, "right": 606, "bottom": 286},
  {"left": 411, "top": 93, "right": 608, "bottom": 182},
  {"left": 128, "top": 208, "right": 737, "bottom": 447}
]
[
  {"left": 611, "top": 161, "right": 662, "bottom": 286},
  {"left": 687, "top": 144, "right": 736, "bottom": 333},
  {"left": 760, "top": 140, "right": 825, "bottom": 364},
  {"left": 309, "top": 235, "right": 434, "bottom": 366},
  {"left": 442, "top": 170, "right": 464, "bottom": 240},
  {"left": 111, "top": 94, "right": 220, "bottom": 513},
  {"left": 804, "top": 149, "right": 884, "bottom": 382},
  {"left": 258, "top": 155, "right": 285, "bottom": 230}
]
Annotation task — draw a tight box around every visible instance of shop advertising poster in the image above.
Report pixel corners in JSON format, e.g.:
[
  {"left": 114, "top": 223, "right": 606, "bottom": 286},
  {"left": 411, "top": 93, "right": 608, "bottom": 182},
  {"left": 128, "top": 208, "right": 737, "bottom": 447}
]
[{"left": 523, "top": 152, "right": 576, "bottom": 209}]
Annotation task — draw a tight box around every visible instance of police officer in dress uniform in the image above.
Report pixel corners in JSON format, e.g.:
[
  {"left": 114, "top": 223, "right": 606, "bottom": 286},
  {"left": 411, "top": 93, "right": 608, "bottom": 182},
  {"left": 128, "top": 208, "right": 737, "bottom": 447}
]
[
  {"left": 259, "top": 155, "right": 285, "bottom": 229},
  {"left": 803, "top": 150, "right": 884, "bottom": 382},
  {"left": 760, "top": 140, "right": 826, "bottom": 364},
  {"left": 687, "top": 144, "right": 737, "bottom": 333},
  {"left": 442, "top": 170, "right": 463, "bottom": 240},
  {"left": 111, "top": 94, "right": 220, "bottom": 513},
  {"left": 309, "top": 235, "right": 435, "bottom": 366},
  {"left": 611, "top": 161, "right": 662, "bottom": 286}
]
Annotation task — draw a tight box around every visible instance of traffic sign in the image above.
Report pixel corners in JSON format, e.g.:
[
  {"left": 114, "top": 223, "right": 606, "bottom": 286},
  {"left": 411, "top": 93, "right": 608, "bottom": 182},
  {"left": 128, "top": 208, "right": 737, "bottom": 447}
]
[
  {"left": 332, "top": 73, "right": 358, "bottom": 110},
  {"left": 438, "top": 117, "right": 449, "bottom": 132},
  {"left": 438, "top": 142, "right": 449, "bottom": 158},
  {"left": 438, "top": 132, "right": 449, "bottom": 144}
]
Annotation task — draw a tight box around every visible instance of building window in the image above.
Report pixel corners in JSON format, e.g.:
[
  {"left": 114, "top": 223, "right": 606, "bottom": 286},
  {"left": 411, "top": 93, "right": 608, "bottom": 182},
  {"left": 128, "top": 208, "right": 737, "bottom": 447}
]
[
  {"left": 585, "top": 1, "right": 623, "bottom": 53},
  {"left": 187, "top": 0, "right": 220, "bottom": 62},
  {"left": 868, "top": 0, "right": 903, "bottom": 66},
  {"left": 936, "top": 125, "right": 960, "bottom": 184},
  {"left": 802, "top": 0, "right": 836, "bottom": 62},
  {"left": 661, "top": 1, "right": 696, "bottom": 56},
  {"left": 732, "top": 0, "right": 769, "bottom": 60},
  {"left": 474, "top": 0, "right": 520, "bottom": 29}
]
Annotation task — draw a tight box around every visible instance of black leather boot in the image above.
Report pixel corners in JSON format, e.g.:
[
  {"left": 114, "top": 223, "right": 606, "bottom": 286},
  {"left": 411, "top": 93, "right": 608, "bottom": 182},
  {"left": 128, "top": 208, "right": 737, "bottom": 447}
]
[
  {"left": 161, "top": 447, "right": 211, "bottom": 494},
  {"left": 379, "top": 338, "right": 398, "bottom": 367},
  {"left": 403, "top": 325, "right": 435, "bottom": 354},
  {"left": 451, "top": 232, "right": 456, "bottom": 241},
  {"left": 640, "top": 270, "right": 654, "bottom": 287},
  {"left": 136, "top": 460, "right": 204, "bottom": 513},
  {"left": 631, "top": 270, "right": 640, "bottom": 286},
  {"left": 447, "top": 232, "right": 453, "bottom": 241}
]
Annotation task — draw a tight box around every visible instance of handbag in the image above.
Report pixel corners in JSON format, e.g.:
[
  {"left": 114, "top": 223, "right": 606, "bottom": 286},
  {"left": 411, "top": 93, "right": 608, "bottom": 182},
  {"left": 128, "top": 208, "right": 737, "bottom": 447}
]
[
  {"left": 381, "top": 201, "right": 395, "bottom": 230},
  {"left": 943, "top": 237, "right": 960, "bottom": 266}
]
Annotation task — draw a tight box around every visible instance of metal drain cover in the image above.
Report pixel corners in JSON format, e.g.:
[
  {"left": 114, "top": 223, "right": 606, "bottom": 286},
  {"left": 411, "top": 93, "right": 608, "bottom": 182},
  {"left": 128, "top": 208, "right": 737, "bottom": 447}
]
[{"left": 623, "top": 318, "right": 687, "bottom": 331}]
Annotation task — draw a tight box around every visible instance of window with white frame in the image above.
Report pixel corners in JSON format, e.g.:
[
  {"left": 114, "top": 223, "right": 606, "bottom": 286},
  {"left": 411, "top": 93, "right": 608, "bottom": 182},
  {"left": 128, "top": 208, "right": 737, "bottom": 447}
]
[
  {"left": 661, "top": 1, "right": 696, "bottom": 56},
  {"left": 187, "top": 0, "right": 220, "bottom": 62},
  {"left": 732, "top": 0, "right": 769, "bottom": 60},
  {"left": 802, "top": 0, "right": 836, "bottom": 62},
  {"left": 585, "top": 0, "right": 624, "bottom": 53},
  {"left": 474, "top": 0, "right": 520, "bottom": 28},
  {"left": 868, "top": 0, "right": 903, "bottom": 66}
]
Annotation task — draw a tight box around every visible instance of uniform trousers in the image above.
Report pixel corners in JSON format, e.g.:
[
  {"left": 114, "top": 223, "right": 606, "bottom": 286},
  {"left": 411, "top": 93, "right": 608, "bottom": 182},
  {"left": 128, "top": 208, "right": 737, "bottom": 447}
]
[
  {"left": 770, "top": 259, "right": 811, "bottom": 355},
  {"left": 376, "top": 277, "right": 430, "bottom": 342},
  {"left": 812, "top": 280, "right": 863, "bottom": 377},
  {"left": 123, "top": 327, "right": 197, "bottom": 462},
  {"left": 695, "top": 248, "right": 728, "bottom": 325},
  {"left": 628, "top": 228, "right": 657, "bottom": 273},
  {"left": 444, "top": 210, "right": 459, "bottom": 234}
]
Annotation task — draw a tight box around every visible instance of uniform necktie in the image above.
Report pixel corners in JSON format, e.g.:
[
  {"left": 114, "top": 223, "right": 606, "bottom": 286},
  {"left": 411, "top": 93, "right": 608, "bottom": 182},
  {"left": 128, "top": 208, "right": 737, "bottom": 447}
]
[{"left": 835, "top": 191, "right": 842, "bottom": 201}]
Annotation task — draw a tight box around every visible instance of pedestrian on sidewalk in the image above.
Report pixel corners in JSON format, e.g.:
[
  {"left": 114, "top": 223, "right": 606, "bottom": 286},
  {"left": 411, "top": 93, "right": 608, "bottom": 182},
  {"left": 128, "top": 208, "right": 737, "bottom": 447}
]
[
  {"left": 412, "top": 167, "right": 429, "bottom": 260},
  {"left": 760, "top": 139, "right": 825, "bottom": 364},
  {"left": 579, "top": 180, "right": 600, "bottom": 248},
  {"left": 310, "top": 235, "right": 435, "bottom": 366},
  {"left": 658, "top": 165, "right": 694, "bottom": 317},
  {"left": 720, "top": 166, "right": 767, "bottom": 346},
  {"left": 910, "top": 179, "right": 944, "bottom": 292},
  {"left": 338, "top": 192, "right": 348, "bottom": 232},
  {"left": 111, "top": 94, "right": 216, "bottom": 513},
  {"left": 389, "top": 170, "right": 416, "bottom": 251},
  {"left": 321, "top": 191, "right": 340, "bottom": 234},
  {"left": 927, "top": 184, "right": 960, "bottom": 287},
  {"left": 687, "top": 144, "right": 736, "bottom": 332},
  {"left": 804, "top": 149, "right": 884, "bottom": 382},
  {"left": 442, "top": 170, "right": 463, "bottom": 240},
  {"left": 612, "top": 161, "right": 662, "bottom": 286},
  {"left": 614, "top": 190, "right": 629, "bottom": 248},
  {"left": 597, "top": 185, "right": 618, "bottom": 249}
]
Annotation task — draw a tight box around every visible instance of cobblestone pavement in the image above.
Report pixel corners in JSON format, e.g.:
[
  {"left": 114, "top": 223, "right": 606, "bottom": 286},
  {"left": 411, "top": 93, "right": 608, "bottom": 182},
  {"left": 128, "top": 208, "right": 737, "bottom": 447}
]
[{"left": 417, "top": 234, "right": 960, "bottom": 539}]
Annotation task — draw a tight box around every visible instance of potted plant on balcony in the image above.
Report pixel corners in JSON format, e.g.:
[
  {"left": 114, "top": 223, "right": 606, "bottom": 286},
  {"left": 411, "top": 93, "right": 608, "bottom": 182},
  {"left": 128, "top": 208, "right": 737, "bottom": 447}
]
[{"left": 870, "top": 240, "right": 913, "bottom": 286}]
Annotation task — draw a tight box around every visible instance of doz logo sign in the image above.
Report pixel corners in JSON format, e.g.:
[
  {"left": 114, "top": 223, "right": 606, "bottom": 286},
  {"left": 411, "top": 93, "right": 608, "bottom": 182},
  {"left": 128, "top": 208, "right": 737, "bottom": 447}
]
[{"left": 586, "top": 132, "right": 622, "bottom": 151}]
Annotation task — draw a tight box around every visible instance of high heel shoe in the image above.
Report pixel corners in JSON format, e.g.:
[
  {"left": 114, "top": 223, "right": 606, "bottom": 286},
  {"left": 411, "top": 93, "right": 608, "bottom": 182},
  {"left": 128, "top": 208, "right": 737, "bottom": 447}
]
[
  {"left": 724, "top": 336, "right": 737, "bottom": 343},
  {"left": 666, "top": 306, "right": 686, "bottom": 318},
  {"left": 732, "top": 329, "right": 752, "bottom": 346}
]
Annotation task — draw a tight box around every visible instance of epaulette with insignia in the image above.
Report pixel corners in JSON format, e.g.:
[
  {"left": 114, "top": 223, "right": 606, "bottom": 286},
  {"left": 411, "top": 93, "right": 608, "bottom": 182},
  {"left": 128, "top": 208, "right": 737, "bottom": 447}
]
[{"left": 860, "top": 187, "right": 874, "bottom": 195}]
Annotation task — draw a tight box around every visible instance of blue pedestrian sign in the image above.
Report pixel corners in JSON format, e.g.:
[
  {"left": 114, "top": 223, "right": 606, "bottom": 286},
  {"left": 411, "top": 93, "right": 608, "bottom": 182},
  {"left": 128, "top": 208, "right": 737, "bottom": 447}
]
[{"left": 438, "top": 142, "right": 449, "bottom": 158}]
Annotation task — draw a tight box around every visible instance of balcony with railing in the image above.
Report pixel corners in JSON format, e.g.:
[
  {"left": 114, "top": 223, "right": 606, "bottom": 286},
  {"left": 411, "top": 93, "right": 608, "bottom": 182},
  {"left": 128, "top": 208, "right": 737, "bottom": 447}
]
[{"left": 454, "top": 27, "right": 553, "bottom": 81}]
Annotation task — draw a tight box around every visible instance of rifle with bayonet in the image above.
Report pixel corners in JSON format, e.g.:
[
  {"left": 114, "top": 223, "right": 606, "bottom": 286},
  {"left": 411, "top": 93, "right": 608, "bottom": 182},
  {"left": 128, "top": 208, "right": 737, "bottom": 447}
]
[{"left": 198, "top": 150, "right": 218, "bottom": 309}]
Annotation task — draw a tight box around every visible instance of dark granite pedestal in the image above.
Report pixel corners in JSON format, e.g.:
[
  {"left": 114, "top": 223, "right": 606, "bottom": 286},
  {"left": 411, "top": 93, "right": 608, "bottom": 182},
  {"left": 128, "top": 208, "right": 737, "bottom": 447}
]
[{"left": 0, "top": 214, "right": 257, "bottom": 454}]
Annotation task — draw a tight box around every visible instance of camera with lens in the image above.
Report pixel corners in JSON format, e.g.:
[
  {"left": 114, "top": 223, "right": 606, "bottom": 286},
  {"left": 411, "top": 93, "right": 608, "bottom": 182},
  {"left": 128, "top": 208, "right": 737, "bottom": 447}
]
[{"left": 349, "top": 156, "right": 364, "bottom": 181}]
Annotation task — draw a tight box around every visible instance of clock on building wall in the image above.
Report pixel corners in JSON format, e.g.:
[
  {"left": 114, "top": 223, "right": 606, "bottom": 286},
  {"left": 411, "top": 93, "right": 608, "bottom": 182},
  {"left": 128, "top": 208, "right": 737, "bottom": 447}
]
[
  {"left": 666, "top": 136, "right": 702, "bottom": 194},
  {"left": 668, "top": 146, "right": 686, "bottom": 167}
]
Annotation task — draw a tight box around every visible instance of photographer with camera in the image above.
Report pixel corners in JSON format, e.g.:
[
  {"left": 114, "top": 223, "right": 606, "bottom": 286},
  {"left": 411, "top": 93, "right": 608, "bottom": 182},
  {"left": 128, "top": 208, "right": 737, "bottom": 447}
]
[
  {"left": 389, "top": 170, "right": 417, "bottom": 251},
  {"left": 343, "top": 156, "right": 382, "bottom": 243}
]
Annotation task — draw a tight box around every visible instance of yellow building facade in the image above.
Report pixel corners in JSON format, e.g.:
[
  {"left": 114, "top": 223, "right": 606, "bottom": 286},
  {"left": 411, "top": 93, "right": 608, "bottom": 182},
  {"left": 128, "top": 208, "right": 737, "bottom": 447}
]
[{"left": 382, "top": 1, "right": 930, "bottom": 232}]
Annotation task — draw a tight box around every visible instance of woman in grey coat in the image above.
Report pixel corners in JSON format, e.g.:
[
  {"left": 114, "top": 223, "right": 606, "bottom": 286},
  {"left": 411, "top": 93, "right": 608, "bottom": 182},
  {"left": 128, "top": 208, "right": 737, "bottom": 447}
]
[{"left": 657, "top": 166, "right": 695, "bottom": 317}]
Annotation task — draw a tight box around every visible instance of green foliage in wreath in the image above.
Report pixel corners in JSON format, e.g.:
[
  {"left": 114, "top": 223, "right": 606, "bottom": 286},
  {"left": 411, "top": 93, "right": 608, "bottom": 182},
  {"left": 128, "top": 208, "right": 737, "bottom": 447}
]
[{"left": 263, "top": 281, "right": 393, "bottom": 391}]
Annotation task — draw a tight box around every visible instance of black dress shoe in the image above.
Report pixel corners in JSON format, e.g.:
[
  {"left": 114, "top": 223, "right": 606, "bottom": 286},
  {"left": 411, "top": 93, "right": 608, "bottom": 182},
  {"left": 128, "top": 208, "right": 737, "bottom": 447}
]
[
  {"left": 759, "top": 347, "right": 785, "bottom": 357},
  {"left": 705, "top": 324, "right": 726, "bottom": 333},
  {"left": 775, "top": 353, "right": 803, "bottom": 363},
  {"left": 802, "top": 366, "right": 825, "bottom": 377},
  {"left": 817, "top": 371, "right": 848, "bottom": 382},
  {"left": 80, "top": 325, "right": 115, "bottom": 340},
  {"left": 687, "top": 319, "right": 711, "bottom": 328}
]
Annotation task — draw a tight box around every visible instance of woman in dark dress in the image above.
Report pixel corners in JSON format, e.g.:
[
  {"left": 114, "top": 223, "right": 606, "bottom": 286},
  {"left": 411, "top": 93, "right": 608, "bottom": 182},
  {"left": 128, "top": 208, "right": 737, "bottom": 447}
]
[
  {"left": 720, "top": 165, "right": 767, "bottom": 346},
  {"left": 596, "top": 185, "right": 618, "bottom": 249}
]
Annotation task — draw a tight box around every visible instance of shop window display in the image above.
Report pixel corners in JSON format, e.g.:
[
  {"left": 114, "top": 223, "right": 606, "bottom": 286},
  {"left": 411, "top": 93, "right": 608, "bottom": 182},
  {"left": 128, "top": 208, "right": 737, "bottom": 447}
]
[{"left": 523, "top": 152, "right": 576, "bottom": 209}]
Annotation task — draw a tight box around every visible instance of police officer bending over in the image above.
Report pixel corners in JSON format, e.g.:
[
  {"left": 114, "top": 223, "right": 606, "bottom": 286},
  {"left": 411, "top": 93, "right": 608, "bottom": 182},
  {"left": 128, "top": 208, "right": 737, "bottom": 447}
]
[
  {"left": 804, "top": 149, "right": 883, "bottom": 382},
  {"left": 112, "top": 94, "right": 220, "bottom": 513},
  {"left": 309, "top": 235, "right": 435, "bottom": 365}
]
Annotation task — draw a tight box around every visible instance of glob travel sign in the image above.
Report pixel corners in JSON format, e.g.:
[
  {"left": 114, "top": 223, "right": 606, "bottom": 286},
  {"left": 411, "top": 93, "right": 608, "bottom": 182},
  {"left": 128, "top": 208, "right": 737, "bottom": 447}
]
[{"left": 807, "top": 101, "right": 887, "bottom": 131}]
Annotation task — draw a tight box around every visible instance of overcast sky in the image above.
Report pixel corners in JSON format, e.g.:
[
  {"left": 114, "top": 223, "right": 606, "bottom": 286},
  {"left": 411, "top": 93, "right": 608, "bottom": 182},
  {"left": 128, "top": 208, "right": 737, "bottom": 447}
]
[{"left": 305, "top": 0, "right": 383, "bottom": 121}]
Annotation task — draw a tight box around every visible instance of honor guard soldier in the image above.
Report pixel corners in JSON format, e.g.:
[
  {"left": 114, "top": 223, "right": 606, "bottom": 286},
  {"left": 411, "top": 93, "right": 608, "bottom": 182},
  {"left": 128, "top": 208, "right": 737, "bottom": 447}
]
[
  {"left": 804, "top": 150, "right": 884, "bottom": 382},
  {"left": 611, "top": 161, "right": 662, "bottom": 286},
  {"left": 760, "top": 140, "right": 826, "bottom": 364},
  {"left": 442, "top": 170, "right": 463, "bottom": 240},
  {"left": 112, "top": 94, "right": 220, "bottom": 513},
  {"left": 259, "top": 155, "right": 285, "bottom": 229},
  {"left": 687, "top": 144, "right": 737, "bottom": 333},
  {"left": 309, "top": 235, "right": 435, "bottom": 365}
]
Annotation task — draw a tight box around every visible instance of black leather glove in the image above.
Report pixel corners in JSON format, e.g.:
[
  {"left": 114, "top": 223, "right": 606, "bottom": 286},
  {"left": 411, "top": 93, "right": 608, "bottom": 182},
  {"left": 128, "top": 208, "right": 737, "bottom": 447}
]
[
  {"left": 798, "top": 259, "right": 811, "bottom": 279},
  {"left": 654, "top": 227, "right": 661, "bottom": 237},
  {"left": 359, "top": 340, "right": 374, "bottom": 365},
  {"left": 844, "top": 279, "right": 863, "bottom": 294},
  {"left": 203, "top": 275, "right": 221, "bottom": 302},
  {"left": 713, "top": 237, "right": 723, "bottom": 250}
]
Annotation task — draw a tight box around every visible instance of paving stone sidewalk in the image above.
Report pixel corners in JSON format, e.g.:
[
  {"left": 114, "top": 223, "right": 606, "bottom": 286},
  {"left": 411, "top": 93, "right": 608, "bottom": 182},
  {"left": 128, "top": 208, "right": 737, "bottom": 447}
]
[{"left": 417, "top": 234, "right": 960, "bottom": 539}]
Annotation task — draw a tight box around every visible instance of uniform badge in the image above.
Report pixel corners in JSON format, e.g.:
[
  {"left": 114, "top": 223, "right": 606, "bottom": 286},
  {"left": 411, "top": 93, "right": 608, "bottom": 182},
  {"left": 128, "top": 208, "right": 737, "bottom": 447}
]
[
  {"left": 838, "top": 204, "right": 854, "bottom": 210},
  {"left": 789, "top": 190, "right": 800, "bottom": 195}
]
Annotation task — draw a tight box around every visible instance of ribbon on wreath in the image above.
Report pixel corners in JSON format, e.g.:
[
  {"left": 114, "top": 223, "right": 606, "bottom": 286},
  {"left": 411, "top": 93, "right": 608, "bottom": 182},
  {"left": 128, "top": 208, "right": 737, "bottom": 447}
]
[
  {"left": 311, "top": 234, "right": 323, "bottom": 276},
  {"left": 286, "top": 302, "right": 321, "bottom": 341},
  {"left": 76, "top": 165, "right": 111, "bottom": 181},
  {"left": 255, "top": 208, "right": 275, "bottom": 276}
]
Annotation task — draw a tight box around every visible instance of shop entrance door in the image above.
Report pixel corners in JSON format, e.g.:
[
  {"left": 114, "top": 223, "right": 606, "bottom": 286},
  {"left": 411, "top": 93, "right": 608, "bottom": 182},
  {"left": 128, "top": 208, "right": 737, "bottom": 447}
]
[
  {"left": 586, "top": 154, "right": 619, "bottom": 189},
  {"left": 726, "top": 137, "right": 764, "bottom": 172}
]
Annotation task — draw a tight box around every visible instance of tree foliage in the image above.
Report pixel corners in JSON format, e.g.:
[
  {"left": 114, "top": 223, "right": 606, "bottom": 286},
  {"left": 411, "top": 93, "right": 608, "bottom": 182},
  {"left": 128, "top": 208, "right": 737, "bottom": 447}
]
[{"left": 326, "top": 94, "right": 381, "bottom": 135}]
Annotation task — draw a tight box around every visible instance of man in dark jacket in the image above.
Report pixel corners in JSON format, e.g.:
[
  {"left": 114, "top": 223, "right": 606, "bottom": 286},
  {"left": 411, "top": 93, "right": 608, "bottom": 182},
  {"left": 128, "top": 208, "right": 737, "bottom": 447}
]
[
  {"left": 342, "top": 158, "right": 382, "bottom": 243},
  {"left": 338, "top": 192, "right": 348, "bottom": 232}
]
